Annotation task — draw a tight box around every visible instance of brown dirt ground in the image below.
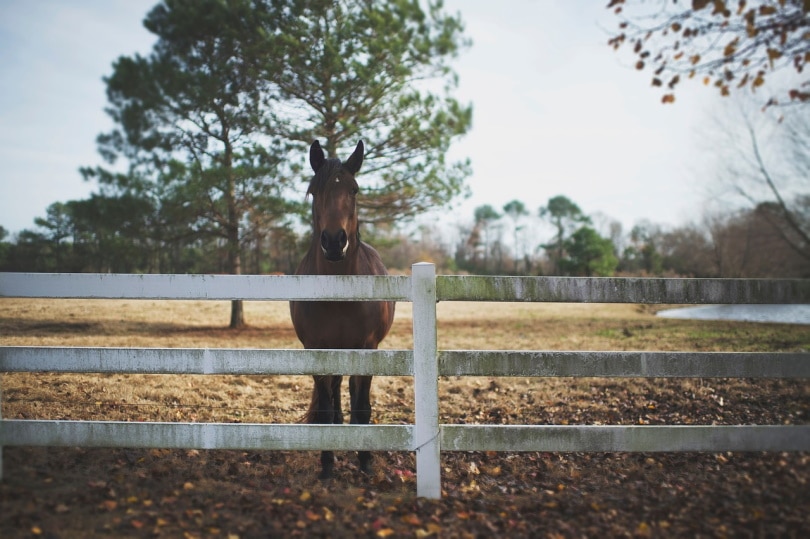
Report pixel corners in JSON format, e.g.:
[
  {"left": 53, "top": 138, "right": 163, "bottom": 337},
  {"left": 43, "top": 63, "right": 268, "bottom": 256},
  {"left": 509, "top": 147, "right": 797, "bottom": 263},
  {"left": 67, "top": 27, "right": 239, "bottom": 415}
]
[{"left": 1, "top": 298, "right": 808, "bottom": 538}]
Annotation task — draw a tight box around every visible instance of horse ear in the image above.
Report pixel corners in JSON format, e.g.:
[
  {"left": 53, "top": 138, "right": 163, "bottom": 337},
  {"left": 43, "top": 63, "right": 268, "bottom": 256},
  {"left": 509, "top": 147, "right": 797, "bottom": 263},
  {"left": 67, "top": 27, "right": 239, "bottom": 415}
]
[
  {"left": 310, "top": 140, "right": 325, "bottom": 172},
  {"left": 344, "top": 140, "right": 364, "bottom": 174}
]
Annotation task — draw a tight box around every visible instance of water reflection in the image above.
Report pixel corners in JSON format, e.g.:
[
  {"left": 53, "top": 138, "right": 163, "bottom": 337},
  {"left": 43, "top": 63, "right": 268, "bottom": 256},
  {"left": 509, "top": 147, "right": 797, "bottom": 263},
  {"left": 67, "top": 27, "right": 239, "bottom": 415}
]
[{"left": 656, "top": 304, "right": 810, "bottom": 325}]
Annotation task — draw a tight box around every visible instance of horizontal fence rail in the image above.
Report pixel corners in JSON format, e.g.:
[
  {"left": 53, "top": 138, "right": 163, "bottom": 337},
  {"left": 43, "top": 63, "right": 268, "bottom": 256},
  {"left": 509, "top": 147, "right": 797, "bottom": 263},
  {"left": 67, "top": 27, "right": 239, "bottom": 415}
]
[
  {"left": 5, "top": 273, "right": 810, "bottom": 304},
  {"left": 1, "top": 267, "right": 809, "bottom": 499},
  {"left": 3, "top": 347, "right": 806, "bottom": 379},
  {"left": 4, "top": 421, "right": 806, "bottom": 453},
  {"left": 439, "top": 350, "right": 810, "bottom": 378},
  {"left": 0, "top": 347, "right": 413, "bottom": 376},
  {"left": 436, "top": 275, "right": 810, "bottom": 303},
  {"left": 0, "top": 421, "right": 413, "bottom": 451},
  {"left": 440, "top": 425, "right": 810, "bottom": 452},
  {"left": 0, "top": 273, "right": 413, "bottom": 301}
]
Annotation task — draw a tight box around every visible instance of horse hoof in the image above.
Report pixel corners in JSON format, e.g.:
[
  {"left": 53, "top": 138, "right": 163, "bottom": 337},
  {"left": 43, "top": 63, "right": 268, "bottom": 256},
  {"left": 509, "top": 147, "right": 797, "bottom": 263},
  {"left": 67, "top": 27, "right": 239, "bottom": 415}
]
[
  {"left": 358, "top": 451, "right": 373, "bottom": 476},
  {"left": 318, "top": 462, "right": 334, "bottom": 481}
]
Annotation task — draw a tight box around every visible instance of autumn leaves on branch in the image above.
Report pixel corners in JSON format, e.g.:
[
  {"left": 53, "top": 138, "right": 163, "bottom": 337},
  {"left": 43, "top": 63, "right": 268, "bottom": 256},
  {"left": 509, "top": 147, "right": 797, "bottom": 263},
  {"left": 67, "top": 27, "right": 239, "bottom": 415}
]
[{"left": 606, "top": 0, "right": 810, "bottom": 106}]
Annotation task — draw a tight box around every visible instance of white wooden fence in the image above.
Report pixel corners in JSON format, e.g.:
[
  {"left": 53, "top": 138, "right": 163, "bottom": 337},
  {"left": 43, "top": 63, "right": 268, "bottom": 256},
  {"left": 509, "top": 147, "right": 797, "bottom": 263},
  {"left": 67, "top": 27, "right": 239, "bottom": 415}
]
[{"left": 1, "top": 263, "right": 809, "bottom": 499}]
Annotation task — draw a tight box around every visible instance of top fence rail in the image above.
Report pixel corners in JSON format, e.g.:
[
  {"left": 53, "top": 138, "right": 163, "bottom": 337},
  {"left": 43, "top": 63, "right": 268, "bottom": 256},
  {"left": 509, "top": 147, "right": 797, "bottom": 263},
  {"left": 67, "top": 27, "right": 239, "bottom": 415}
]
[
  {"left": 2, "top": 272, "right": 809, "bottom": 305},
  {"left": 436, "top": 276, "right": 810, "bottom": 304},
  {"left": 0, "top": 273, "right": 412, "bottom": 301}
]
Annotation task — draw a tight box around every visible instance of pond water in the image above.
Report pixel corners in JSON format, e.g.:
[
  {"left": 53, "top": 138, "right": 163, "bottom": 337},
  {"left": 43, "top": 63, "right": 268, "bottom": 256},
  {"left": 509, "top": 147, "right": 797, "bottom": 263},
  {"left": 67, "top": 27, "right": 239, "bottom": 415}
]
[{"left": 656, "top": 304, "right": 810, "bottom": 325}]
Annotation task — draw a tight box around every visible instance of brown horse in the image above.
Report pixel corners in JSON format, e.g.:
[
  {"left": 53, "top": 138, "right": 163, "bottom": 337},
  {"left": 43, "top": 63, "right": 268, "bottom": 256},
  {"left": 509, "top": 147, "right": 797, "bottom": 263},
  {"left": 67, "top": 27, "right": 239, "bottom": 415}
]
[{"left": 290, "top": 139, "right": 395, "bottom": 479}]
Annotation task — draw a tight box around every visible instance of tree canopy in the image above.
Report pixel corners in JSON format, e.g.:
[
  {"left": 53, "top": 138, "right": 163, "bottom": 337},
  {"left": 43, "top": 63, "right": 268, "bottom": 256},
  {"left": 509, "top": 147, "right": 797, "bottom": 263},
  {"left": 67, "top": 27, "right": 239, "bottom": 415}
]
[
  {"left": 269, "top": 0, "right": 473, "bottom": 222},
  {"left": 560, "top": 226, "right": 619, "bottom": 277},
  {"left": 607, "top": 0, "right": 810, "bottom": 106},
  {"left": 503, "top": 200, "right": 528, "bottom": 273},
  {"left": 539, "top": 195, "right": 591, "bottom": 274}
]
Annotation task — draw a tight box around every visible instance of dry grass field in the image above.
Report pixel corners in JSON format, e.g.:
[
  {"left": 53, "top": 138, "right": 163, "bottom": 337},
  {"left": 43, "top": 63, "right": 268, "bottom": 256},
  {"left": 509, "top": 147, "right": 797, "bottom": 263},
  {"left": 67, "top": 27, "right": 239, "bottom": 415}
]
[{"left": 1, "top": 297, "right": 808, "bottom": 538}]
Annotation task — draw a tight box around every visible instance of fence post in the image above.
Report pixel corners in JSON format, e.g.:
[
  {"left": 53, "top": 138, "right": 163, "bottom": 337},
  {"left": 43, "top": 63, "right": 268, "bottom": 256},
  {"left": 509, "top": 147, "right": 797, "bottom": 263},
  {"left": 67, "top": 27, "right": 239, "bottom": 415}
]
[{"left": 412, "top": 262, "right": 440, "bottom": 499}]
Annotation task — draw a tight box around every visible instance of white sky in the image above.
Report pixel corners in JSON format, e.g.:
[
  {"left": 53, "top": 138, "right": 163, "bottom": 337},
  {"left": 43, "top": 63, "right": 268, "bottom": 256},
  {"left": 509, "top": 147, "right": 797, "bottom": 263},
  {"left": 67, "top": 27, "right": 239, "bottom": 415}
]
[{"left": 0, "top": 0, "right": 722, "bottom": 238}]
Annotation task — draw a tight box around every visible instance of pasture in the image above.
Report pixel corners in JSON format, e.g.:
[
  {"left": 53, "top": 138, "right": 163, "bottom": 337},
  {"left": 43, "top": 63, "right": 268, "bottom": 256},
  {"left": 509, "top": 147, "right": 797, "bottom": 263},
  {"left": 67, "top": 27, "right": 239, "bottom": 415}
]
[{"left": 1, "top": 298, "right": 808, "bottom": 537}]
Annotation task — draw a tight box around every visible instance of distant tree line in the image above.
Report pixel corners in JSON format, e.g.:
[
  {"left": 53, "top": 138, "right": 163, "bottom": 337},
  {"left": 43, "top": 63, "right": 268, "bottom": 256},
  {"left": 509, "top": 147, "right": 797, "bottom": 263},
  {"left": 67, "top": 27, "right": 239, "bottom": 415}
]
[
  {"left": 3, "top": 189, "right": 808, "bottom": 279},
  {"left": 449, "top": 194, "right": 809, "bottom": 278},
  {"left": 0, "top": 197, "right": 302, "bottom": 275}
]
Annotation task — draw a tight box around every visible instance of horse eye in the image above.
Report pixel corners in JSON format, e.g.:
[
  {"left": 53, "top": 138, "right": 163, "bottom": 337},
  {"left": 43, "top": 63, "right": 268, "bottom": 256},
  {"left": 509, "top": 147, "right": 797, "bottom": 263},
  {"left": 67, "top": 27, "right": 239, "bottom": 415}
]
[{"left": 351, "top": 187, "right": 359, "bottom": 196}]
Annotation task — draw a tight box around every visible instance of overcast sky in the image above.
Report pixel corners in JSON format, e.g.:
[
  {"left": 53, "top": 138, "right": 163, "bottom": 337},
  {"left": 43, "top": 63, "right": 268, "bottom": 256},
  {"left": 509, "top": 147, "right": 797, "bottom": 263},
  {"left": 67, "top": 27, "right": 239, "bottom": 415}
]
[{"left": 0, "top": 0, "right": 726, "bottom": 238}]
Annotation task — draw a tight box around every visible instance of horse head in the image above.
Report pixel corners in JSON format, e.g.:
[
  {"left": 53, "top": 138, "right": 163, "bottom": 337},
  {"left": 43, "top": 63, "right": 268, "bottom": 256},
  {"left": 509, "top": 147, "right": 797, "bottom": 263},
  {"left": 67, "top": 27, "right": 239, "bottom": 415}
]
[{"left": 307, "top": 140, "right": 364, "bottom": 262}]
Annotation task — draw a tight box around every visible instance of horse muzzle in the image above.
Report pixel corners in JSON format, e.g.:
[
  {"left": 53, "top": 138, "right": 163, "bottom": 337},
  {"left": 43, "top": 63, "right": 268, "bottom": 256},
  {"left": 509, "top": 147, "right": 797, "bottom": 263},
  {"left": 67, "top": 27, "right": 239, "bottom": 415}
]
[{"left": 320, "top": 229, "right": 349, "bottom": 262}]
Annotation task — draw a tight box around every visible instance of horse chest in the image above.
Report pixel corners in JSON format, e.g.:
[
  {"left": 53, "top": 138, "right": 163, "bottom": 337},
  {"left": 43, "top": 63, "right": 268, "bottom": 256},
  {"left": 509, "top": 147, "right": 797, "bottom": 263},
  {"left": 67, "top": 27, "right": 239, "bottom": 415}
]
[{"left": 291, "top": 300, "right": 392, "bottom": 349}]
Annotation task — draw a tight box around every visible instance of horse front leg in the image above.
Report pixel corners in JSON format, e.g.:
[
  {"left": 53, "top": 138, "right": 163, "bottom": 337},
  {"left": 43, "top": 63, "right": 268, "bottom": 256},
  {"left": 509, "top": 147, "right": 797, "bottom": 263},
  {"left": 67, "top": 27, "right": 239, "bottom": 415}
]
[
  {"left": 330, "top": 375, "right": 344, "bottom": 424},
  {"left": 311, "top": 375, "right": 342, "bottom": 479},
  {"left": 349, "top": 374, "right": 373, "bottom": 474}
]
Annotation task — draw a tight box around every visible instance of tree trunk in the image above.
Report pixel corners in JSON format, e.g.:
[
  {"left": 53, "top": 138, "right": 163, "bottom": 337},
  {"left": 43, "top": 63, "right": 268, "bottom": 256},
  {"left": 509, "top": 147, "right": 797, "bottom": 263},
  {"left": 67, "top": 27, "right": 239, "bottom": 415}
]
[
  {"left": 224, "top": 140, "right": 245, "bottom": 329},
  {"left": 228, "top": 211, "right": 245, "bottom": 328},
  {"left": 230, "top": 299, "right": 244, "bottom": 329}
]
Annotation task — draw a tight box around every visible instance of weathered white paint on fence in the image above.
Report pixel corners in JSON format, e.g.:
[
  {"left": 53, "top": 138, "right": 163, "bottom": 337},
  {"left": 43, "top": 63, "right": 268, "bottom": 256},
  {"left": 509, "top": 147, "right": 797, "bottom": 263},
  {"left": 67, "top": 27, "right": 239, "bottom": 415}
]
[
  {"left": 4, "top": 347, "right": 805, "bottom": 379},
  {"left": 412, "top": 263, "right": 441, "bottom": 499},
  {"left": 7, "top": 421, "right": 805, "bottom": 453},
  {"left": 437, "top": 275, "right": 810, "bottom": 304},
  {"left": 0, "top": 273, "right": 412, "bottom": 301},
  {"left": 441, "top": 425, "right": 810, "bottom": 452},
  {"left": 0, "top": 347, "right": 413, "bottom": 376},
  {"left": 439, "top": 350, "right": 810, "bottom": 378},
  {"left": 5, "top": 272, "right": 809, "bottom": 304},
  {"left": 1, "top": 421, "right": 413, "bottom": 451},
  {"left": 1, "top": 266, "right": 809, "bottom": 499}
]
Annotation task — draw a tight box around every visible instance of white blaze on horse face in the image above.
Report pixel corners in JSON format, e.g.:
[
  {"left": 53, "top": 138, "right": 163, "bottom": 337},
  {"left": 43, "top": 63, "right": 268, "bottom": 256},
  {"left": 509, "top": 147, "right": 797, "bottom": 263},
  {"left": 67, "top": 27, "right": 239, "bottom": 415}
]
[{"left": 316, "top": 177, "right": 357, "bottom": 260}]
